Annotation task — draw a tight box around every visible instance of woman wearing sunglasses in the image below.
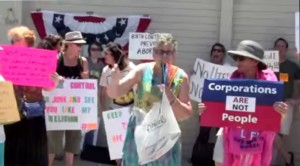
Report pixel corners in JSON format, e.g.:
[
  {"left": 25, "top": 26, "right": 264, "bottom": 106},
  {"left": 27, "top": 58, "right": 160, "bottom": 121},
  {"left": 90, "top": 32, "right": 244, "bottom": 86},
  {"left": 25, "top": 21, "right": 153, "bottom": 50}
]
[
  {"left": 191, "top": 42, "right": 231, "bottom": 166},
  {"left": 210, "top": 43, "right": 231, "bottom": 66},
  {"left": 106, "top": 34, "right": 192, "bottom": 166},
  {"left": 87, "top": 41, "right": 105, "bottom": 79},
  {"left": 198, "top": 40, "right": 288, "bottom": 166},
  {"left": 48, "top": 31, "right": 89, "bottom": 166}
]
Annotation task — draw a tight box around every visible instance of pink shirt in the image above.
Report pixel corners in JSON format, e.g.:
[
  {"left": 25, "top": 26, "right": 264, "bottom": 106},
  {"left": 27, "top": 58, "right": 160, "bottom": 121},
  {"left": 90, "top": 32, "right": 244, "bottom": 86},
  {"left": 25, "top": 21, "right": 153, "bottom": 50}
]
[{"left": 223, "top": 69, "right": 278, "bottom": 166}]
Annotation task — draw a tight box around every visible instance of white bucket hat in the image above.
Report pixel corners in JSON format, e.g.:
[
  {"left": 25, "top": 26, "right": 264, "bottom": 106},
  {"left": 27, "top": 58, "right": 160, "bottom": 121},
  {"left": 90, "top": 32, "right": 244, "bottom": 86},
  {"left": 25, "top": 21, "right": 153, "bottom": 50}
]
[{"left": 64, "top": 31, "right": 86, "bottom": 44}]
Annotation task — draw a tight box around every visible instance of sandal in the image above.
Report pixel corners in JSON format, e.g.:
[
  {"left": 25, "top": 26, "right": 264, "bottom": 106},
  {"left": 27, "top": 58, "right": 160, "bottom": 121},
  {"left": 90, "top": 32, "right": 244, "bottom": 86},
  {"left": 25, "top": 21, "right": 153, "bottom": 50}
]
[{"left": 285, "top": 152, "right": 294, "bottom": 166}]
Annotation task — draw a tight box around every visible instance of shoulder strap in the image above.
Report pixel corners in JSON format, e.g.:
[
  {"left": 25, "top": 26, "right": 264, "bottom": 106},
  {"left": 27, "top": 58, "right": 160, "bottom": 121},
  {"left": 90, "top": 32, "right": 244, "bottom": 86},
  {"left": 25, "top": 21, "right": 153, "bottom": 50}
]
[
  {"left": 77, "top": 56, "right": 84, "bottom": 72},
  {"left": 167, "top": 65, "right": 180, "bottom": 86},
  {"left": 57, "top": 53, "right": 63, "bottom": 68}
]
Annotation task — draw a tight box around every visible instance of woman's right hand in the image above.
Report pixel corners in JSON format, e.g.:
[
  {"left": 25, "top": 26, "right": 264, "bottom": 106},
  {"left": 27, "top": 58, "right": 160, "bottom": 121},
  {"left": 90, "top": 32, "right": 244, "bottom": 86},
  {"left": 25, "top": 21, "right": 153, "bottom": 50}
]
[{"left": 198, "top": 102, "right": 206, "bottom": 116}]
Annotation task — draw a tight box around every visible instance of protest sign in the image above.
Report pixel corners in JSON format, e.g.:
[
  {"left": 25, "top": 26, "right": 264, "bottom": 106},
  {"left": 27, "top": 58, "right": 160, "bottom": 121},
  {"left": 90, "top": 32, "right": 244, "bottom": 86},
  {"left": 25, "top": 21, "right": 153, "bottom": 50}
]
[
  {"left": 263, "top": 51, "right": 279, "bottom": 72},
  {"left": 296, "top": 12, "right": 299, "bottom": 53},
  {"left": 201, "top": 79, "right": 283, "bottom": 131},
  {"left": 128, "top": 33, "right": 168, "bottom": 60},
  {"left": 102, "top": 107, "right": 130, "bottom": 160},
  {"left": 0, "top": 82, "right": 20, "bottom": 124},
  {"left": 0, "top": 45, "right": 57, "bottom": 87},
  {"left": 189, "top": 58, "right": 237, "bottom": 102},
  {"left": 43, "top": 79, "right": 98, "bottom": 131}
]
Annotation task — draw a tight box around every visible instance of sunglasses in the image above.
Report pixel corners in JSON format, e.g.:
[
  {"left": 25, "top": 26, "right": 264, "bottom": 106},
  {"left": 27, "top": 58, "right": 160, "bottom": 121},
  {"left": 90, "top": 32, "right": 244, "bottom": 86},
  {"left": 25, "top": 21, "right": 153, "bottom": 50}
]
[
  {"left": 233, "top": 56, "right": 246, "bottom": 62},
  {"left": 154, "top": 49, "right": 174, "bottom": 56},
  {"left": 91, "top": 48, "right": 101, "bottom": 52},
  {"left": 74, "top": 43, "right": 83, "bottom": 47},
  {"left": 212, "top": 48, "right": 223, "bottom": 53}
]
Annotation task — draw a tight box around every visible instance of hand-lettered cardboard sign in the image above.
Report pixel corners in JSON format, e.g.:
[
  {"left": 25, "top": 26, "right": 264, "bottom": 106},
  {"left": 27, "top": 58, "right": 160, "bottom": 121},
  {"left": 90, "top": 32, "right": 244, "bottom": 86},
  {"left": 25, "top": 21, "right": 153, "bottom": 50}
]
[
  {"left": 103, "top": 107, "right": 131, "bottom": 160},
  {"left": 0, "top": 45, "right": 57, "bottom": 87},
  {"left": 0, "top": 81, "right": 20, "bottom": 124},
  {"left": 43, "top": 79, "right": 98, "bottom": 131}
]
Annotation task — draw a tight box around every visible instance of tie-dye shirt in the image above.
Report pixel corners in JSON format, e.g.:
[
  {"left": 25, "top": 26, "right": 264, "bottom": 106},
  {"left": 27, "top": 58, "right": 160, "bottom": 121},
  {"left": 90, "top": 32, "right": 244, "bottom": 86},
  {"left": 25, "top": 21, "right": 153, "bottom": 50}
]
[{"left": 122, "top": 63, "right": 184, "bottom": 166}]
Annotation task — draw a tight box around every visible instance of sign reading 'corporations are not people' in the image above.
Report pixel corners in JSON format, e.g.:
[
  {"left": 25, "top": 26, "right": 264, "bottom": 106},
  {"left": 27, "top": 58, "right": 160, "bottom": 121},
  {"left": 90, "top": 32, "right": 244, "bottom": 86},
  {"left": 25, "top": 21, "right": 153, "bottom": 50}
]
[{"left": 200, "top": 79, "right": 283, "bottom": 131}]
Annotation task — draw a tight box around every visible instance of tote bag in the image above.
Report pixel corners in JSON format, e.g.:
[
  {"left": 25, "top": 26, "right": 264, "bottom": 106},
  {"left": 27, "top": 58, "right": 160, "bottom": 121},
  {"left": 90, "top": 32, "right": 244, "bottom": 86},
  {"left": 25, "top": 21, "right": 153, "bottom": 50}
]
[{"left": 134, "top": 90, "right": 181, "bottom": 165}]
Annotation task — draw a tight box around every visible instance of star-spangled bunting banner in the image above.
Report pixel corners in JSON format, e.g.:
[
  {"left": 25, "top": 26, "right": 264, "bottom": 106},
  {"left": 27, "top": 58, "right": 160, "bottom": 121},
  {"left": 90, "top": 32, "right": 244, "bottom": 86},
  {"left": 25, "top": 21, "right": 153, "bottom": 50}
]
[{"left": 31, "top": 10, "right": 151, "bottom": 50}]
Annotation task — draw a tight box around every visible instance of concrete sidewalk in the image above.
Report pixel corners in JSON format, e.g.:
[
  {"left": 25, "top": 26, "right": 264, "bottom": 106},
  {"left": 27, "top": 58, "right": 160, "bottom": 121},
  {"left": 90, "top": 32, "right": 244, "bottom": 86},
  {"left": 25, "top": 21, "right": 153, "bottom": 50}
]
[
  {"left": 55, "top": 157, "right": 112, "bottom": 166},
  {"left": 55, "top": 157, "right": 192, "bottom": 166}
]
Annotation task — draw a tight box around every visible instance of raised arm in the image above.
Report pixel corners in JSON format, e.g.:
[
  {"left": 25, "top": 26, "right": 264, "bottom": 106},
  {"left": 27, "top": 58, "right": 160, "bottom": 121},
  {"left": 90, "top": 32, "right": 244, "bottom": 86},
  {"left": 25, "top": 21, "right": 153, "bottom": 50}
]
[{"left": 106, "top": 64, "right": 143, "bottom": 98}]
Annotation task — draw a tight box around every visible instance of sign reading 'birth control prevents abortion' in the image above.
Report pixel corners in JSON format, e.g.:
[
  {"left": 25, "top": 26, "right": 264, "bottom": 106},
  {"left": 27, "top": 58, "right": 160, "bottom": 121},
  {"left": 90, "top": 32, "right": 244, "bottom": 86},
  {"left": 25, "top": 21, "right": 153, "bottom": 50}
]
[{"left": 200, "top": 79, "right": 284, "bottom": 131}]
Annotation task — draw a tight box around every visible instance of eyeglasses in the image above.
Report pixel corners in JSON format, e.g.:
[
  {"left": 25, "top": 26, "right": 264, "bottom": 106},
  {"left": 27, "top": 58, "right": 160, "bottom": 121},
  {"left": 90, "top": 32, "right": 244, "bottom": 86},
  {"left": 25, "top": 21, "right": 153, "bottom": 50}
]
[
  {"left": 212, "top": 48, "right": 223, "bottom": 53},
  {"left": 233, "top": 56, "right": 246, "bottom": 62},
  {"left": 154, "top": 49, "right": 174, "bottom": 56},
  {"left": 91, "top": 48, "right": 101, "bottom": 52}
]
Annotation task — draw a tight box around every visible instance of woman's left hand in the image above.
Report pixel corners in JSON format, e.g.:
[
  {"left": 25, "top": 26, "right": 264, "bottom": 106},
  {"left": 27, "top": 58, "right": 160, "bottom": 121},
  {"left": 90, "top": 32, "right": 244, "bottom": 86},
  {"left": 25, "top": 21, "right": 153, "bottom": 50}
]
[
  {"left": 158, "top": 84, "right": 176, "bottom": 105},
  {"left": 273, "top": 101, "right": 288, "bottom": 115}
]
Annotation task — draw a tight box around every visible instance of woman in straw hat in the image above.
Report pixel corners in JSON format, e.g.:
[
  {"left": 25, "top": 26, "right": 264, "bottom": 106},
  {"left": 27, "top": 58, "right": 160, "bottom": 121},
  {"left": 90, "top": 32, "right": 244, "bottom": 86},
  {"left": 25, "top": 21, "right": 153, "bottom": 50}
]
[
  {"left": 47, "top": 31, "right": 89, "bottom": 166},
  {"left": 198, "top": 40, "right": 289, "bottom": 166}
]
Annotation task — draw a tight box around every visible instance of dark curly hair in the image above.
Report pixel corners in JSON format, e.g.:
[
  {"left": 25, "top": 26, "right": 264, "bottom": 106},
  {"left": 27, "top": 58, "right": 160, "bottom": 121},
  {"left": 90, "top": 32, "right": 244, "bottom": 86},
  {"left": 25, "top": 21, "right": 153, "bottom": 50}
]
[
  {"left": 105, "top": 42, "right": 127, "bottom": 71},
  {"left": 274, "top": 37, "right": 289, "bottom": 48},
  {"left": 210, "top": 43, "right": 226, "bottom": 56},
  {"left": 37, "top": 34, "right": 62, "bottom": 50}
]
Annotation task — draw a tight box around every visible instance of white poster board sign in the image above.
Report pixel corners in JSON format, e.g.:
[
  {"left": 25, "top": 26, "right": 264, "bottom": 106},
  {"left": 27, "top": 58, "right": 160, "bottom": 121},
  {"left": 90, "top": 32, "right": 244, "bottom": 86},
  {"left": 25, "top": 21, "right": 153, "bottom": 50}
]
[
  {"left": 43, "top": 79, "right": 98, "bottom": 131},
  {"left": 296, "top": 12, "right": 299, "bottom": 53},
  {"left": 264, "top": 51, "right": 279, "bottom": 72},
  {"left": 128, "top": 33, "right": 168, "bottom": 60},
  {"left": 189, "top": 59, "right": 237, "bottom": 102},
  {"left": 103, "top": 107, "right": 131, "bottom": 160}
]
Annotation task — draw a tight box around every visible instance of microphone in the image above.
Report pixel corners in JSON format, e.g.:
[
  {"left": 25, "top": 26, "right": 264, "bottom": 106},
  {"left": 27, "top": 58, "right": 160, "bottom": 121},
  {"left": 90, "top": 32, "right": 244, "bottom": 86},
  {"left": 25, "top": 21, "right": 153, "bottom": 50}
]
[{"left": 161, "top": 63, "right": 167, "bottom": 84}]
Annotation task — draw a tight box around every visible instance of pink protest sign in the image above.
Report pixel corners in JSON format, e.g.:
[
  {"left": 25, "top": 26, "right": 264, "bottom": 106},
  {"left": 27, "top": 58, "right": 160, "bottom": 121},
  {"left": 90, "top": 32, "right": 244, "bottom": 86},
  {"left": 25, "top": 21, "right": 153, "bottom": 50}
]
[{"left": 0, "top": 45, "right": 57, "bottom": 87}]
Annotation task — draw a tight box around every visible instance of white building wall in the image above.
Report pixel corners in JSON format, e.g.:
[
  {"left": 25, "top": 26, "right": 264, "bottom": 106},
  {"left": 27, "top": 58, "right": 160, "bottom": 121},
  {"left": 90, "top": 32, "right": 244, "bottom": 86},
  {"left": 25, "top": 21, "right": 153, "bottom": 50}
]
[
  {"left": 0, "top": 0, "right": 298, "bottom": 165},
  {"left": 21, "top": 1, "right": 221, "bottom": 163},
  {"left": 0, "top": 1, "right": 22, "bottom": 44}
]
